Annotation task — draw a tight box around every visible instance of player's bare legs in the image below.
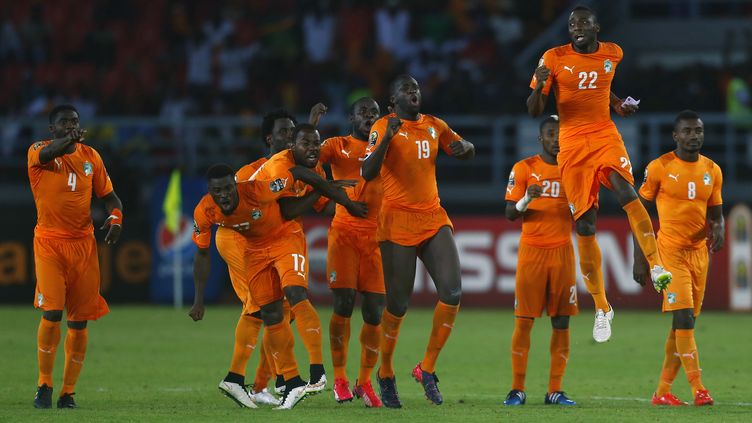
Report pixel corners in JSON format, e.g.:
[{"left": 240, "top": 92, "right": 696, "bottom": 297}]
[
  {"left": 413, "top": 226, "right": 462, "bottom": 405},
  {"left": 376, "top": 241, "right": 417, "bottom": 408},
  {"left": 284, "top": 286, "right": 326, "bottom": 391}
]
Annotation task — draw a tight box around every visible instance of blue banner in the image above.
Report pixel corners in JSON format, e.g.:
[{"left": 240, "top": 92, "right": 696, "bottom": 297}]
[{"left": 150, "top": 176, "right": 223, "bottom": 303}]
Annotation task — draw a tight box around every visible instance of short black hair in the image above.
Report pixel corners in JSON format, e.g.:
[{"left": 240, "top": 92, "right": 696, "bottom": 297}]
[
  {"left": 205, "top": 164, "right": 235, "bottom": 180},
  {"left": 674, "top": 109, "right": 701, "bottom": 129},
  {"left": 571, "top": 5, "right": 597, "bottom": 21},
  {"left": 261, "top": 109, "right": 297, "bottom": 140},
  {"left": 349, "top": 97, "right": 378, "bottom": 115},
  {"left": 389, "top": 74, "right": 415, "bottom": 97},
  {"left": 539, "top": 115, "right": 559, "bottom": 133},
  {"left": 292, "top": 123, "right": 317, "bottom": 142},
  {"left": 48, "top": 104, "right": 79, "bottom": 124}
]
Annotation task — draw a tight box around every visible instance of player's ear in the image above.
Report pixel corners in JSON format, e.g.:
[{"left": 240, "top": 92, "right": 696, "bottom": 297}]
[{"left": 594, "top": 23, "right": 600, "bottom": 33}]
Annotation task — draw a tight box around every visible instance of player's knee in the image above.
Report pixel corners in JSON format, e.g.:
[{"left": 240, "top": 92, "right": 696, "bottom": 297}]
[
  {"left": 67, "top": 320, "right": 87, "bottom": 330},
  {"left": 575, "top": 218, "right": 596, "bottom": 236},
  {"left": 672, "top": 309, "right": 695, "bottom": 330},
  {"left": 42, "top": 310, "right": 63, "bottom": 322},
  {"left": 439, "top": 285, "right": 462, "bottom": 306},
  {"left": 284, "top": 286, "right": 308, "bottom": 306},
  {"left": 386, "top": 299, "right": 408, "bottom": 317},
  {"left": 260, "top": 301, "right": 284, "bottom": 325},
  {"left": 332, "top": 289, "right": 356, "bottom": 318},
  {"left": 550, "top": 315, "right": 569, "bottom": 329},
  {"left": 361, "top": 294, "right": 385, "bottom": 325}
]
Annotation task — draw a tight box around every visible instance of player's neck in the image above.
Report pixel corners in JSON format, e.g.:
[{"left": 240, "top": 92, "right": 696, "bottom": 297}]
[
  {"left": 674, "top": 149, "right": 699, "bottom": 162},
  {"left": 351, "top": 131, "right": 367, "bottom": 142},
  {"left": 572, "top": 41, "right": 598, "bottom": 54},
  {"left": 539, "top": 152, "right": 557, "bottom": 165},
  {"left": 396, "top": 109, "right": 420, "bottom": 121}
]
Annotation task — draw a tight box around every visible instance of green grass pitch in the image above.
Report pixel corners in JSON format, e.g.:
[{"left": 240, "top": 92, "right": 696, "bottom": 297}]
[{"left": 1, "top": 305, "right": 750, "bottom": 422}]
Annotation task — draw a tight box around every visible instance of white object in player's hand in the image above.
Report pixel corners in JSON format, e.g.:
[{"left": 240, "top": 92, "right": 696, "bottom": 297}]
[{"left": 621, "top": 96, "right": 640, "bottom": 109}]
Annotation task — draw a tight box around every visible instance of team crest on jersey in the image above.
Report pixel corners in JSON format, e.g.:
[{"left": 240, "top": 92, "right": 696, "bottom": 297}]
[
  {"left": 428, "top": 127, "right": 436, "bottom": 139},
  {"left": 603, "top": 59, "right": 613, "bottom": 73},
  {"left": 269, "top": 178, "right": 287, "bottom": 193},
  {"left": 83, "top": 161, "right": 93, "bottom": 176},
  {"left": 251, "top": 209, "right": 262, "bottom": 220},
  {"left": 32, "top": 141, "right": 44, "bottom": 150},
  {"left": 642, "top": 168, "right": 648, "bottom": 184},
  {"left": 369, "top": 131, "right": 378, "bottom": 147},
  {"left": 667, "top": 292, "right": 677, "bottom": 304},
  {"left": 193, "top": 219, "right": 200, "bottom": 235},
  {"left": 329, "top": 271, "right": 337, "bottom": 284},
  {"left": 703, "top": 172, "right": 711, "bottom": 186},
  {"left": 508, "top": 170, "right": 515, "bottom": 186},
  {"left": 37, "top": 293, "right": 44, "bottom": 307}
]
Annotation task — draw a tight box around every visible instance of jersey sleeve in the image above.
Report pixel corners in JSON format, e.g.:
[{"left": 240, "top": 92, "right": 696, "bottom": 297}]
[
  {"left": 92, "top": 149, "right": 114, "bottom": 198},
  {"left": 255, "top": 162, "right": 297, "bottom": 200},
  {"left": 365, "top": 117, "right": 389, "bottom": 158},
  {"left": 708, "top": 164, "right": 723, "bottom": 207},
  {"left": 436, "top": 118, "right": 462, "bottom": 156},
  {"left": 319, "top": 138, "right": 337, "bottom": 164},
  {"left": 529, "top": 49, "right": 556, "bottom": 96},
  {"left": 638, "top": 160, "right": 662, "bottom": 202},
  {"left": 505, "top": 161, "right": 529, "bottom": 202},
  {"left": 191, "top": 199, "right": 213, "bottom": 249},
  {"left": 27, "top": 141, "right": 50, "bottom": 168}
]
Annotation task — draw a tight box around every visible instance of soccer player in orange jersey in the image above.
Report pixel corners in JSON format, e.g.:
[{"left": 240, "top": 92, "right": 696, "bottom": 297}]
[
  {"left": 250, "top": 124, "right": 368, "bottom": 398},
  {"left": 634, "top": 110, "right": 723, "bottom": 407},
  {"left": 503, "top": 116, "right": 578, "bottom": 406},
  {"left": 362, "top": 75, "right": 475, "bottom": 407},
  {"left": 526, "top": 5, "right": 672, "bottom": 343},
  {"left": 318, "top": 97, "right": 385, "bottom": 407},
  {"left": 28, "top": 105, "right": 123, "bottom": 409}
]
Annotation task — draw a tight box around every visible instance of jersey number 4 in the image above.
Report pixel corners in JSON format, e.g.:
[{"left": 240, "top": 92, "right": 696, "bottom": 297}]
[
  {"left": 578, "top": 71, "right": 598, "bottom": 90},
  {"left": 67, "top": 172, "right": 77, "bottom": 191}
]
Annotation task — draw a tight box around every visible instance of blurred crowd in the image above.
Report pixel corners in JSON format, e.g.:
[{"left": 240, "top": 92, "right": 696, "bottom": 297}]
[{"left": 2, "top": 0, "right": 748, "bottom": 122}]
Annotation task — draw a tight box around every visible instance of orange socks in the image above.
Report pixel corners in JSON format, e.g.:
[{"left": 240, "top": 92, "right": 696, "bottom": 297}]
[
  {"left": 291, "top": 300, "right": 323, "bottom": 365},
  {"left": 37, "top": 317, "right": 61, "bottom": 387},
  {"left": 252, "top": 331, "right": 275, "bottom": 391},
  {"left": 676, "top": 329, "right": 705, "bottom": 395},
  {"left": 378, "top": 310, "right": 404, "bottom": 378},
  {"left": 510, "top": 317, "right": 533, "bottom": 391},
  {"left": 358, "top": 322, "right": 381, "bottom": 383},
  {"left": 61, "top": 328, "right": 88, "bottom": 394},
  {"left": 623, "top": 199, "right": 661, "bottom": 269},
  {"left": 229, "top": 314, "right": 263, "bottom": 376},
  {"left": 656, "top": 329, "right": 681, "bottom": 395},
  {"left": 575, "top": 234, "right": 610, "bottom": 312},
  {"left": 548, "top": 328, "right": 570, "bottom": 393},
  {"left": 265, "top": 321, "right": 299, "bottom": 381},
  {"left": 421, "top": 301, "right": 459, "bottom": 373},
  {"left": 329, "top": 314, "right": 351, "bottom": 379}
]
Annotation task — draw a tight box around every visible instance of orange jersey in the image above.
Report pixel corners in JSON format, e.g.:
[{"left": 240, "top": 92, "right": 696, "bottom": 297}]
[
  {"left": 505, "top": 155, "right": 572, "bottom": 248},
  {"left": 27, "top": 140, "right": 114, "bottom": 239},
  {"left": 320, "top": 135, "right": 381, "bottom": 230},
  {"left": 366, "top": 113, "right": 461, "bottom": 212},
  {"left": 192, "top": 181, "right": 280, "bottom": 248},
  {"left": 530, "top": 42, "right": 622, "bottom": 140},
  {"left": 236, "top": 156, "right": 268, "bottom": 181},
  {"left": 639, "top": 152, "right": 723, "bottom": 250}
]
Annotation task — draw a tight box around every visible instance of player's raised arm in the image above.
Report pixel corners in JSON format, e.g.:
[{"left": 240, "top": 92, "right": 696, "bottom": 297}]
[
  {"left": 308, "top": 102, "right": 328, "bottom": 127},
  {"left": 707, "top": 205, "right": 725, "bottom": 253},
  {"left": 289, "top": 166, "right": 367, "bottom": 217},
  {"left": 505, "top": 185, "right": 542, "bottom": 221},
  {"left": 526, "top": 65, "right": 550, "bottom": 117},
  {"left": 361, "top": 117, "right": 401, "bottom": 181},
  {"left": 189, "top": 247, "right": 210, "bottom": 321},
  {"left": 38, "top": 128, "right": 86, "bottom": 164}
]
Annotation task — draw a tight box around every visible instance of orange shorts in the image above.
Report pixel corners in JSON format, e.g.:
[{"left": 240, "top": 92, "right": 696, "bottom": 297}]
[
  {"left": 514, "top": 241, "right": 578, "bottom": 318},
  {"left": 558, "top": 129, "right": 635, "bottom": 220},
  {"left": 33, "top": 235, "right": 109, "bottom": 321},
  {"left": 246, "top": 231, "right": 308, "bottom": 307},
  {"left": 658, "top": 237, "right": 708, "bottom": 316},
  {"left": 377, "top": 206, "right": 453, "bottom": 247},
  {"left": 215, "top": 227, "right": 261, "bottom": 315},
  {"left": 327, "top": 225, "right": 385, "bottom": 294}
]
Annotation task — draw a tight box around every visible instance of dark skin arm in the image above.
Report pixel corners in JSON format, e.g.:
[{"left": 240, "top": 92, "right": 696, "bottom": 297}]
[
  {"left": 449, "top": 140, "right": 475, "bottom": 160},
  {"left": 610, "top": 92, "right": 639, "bottom": 117},
  {"left": 39, "top": 129, "right": 86, "bottom": 164},
  {"left": 707, "top": 205, "right": 725, "bottom": 253},
  {"left": 504, "top": 185, "right": 542, "bottom": 221},
  {"left": 308, "top": 103, "right": 328, "bottom": 127},
  {"left": 633, "top": 196, "right": 655, "bottom": 286},
  {"left": 188, "top": 247, "right": 210, "bottom": 321},
  {"left": 278, "top": 179, "right": 357, "bottom": 220},
  {"left": 288, "top": 167, "right": 367, "bottom": 217},
  {"left": 100, "top": 191, "right": 123, "bottom": 245},
  {"left": 361, "top": 117, "right": 402, "bottom": 181},
  {"left": 526, "top": 65, "right": 550, "bottom": 117}
]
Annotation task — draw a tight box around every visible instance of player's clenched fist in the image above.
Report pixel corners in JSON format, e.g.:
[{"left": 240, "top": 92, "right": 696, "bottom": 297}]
[
  {"left": 189, "top": 303, "right": 205, "bottom": 321},
  {"left": 449, "top": 140, "right": 473, "bottom": 157},
  {"left": 344, "top": 200, "right": 368, "bottom": 218},
  {"left": 534, "top": 65, "right": 550, "bottom": 89},
  {"left": 385, "top": 117, "right": 403, "bottom": 139},
  {"left": 527, "top": 184, "right": 543, "bottom": 199}
]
